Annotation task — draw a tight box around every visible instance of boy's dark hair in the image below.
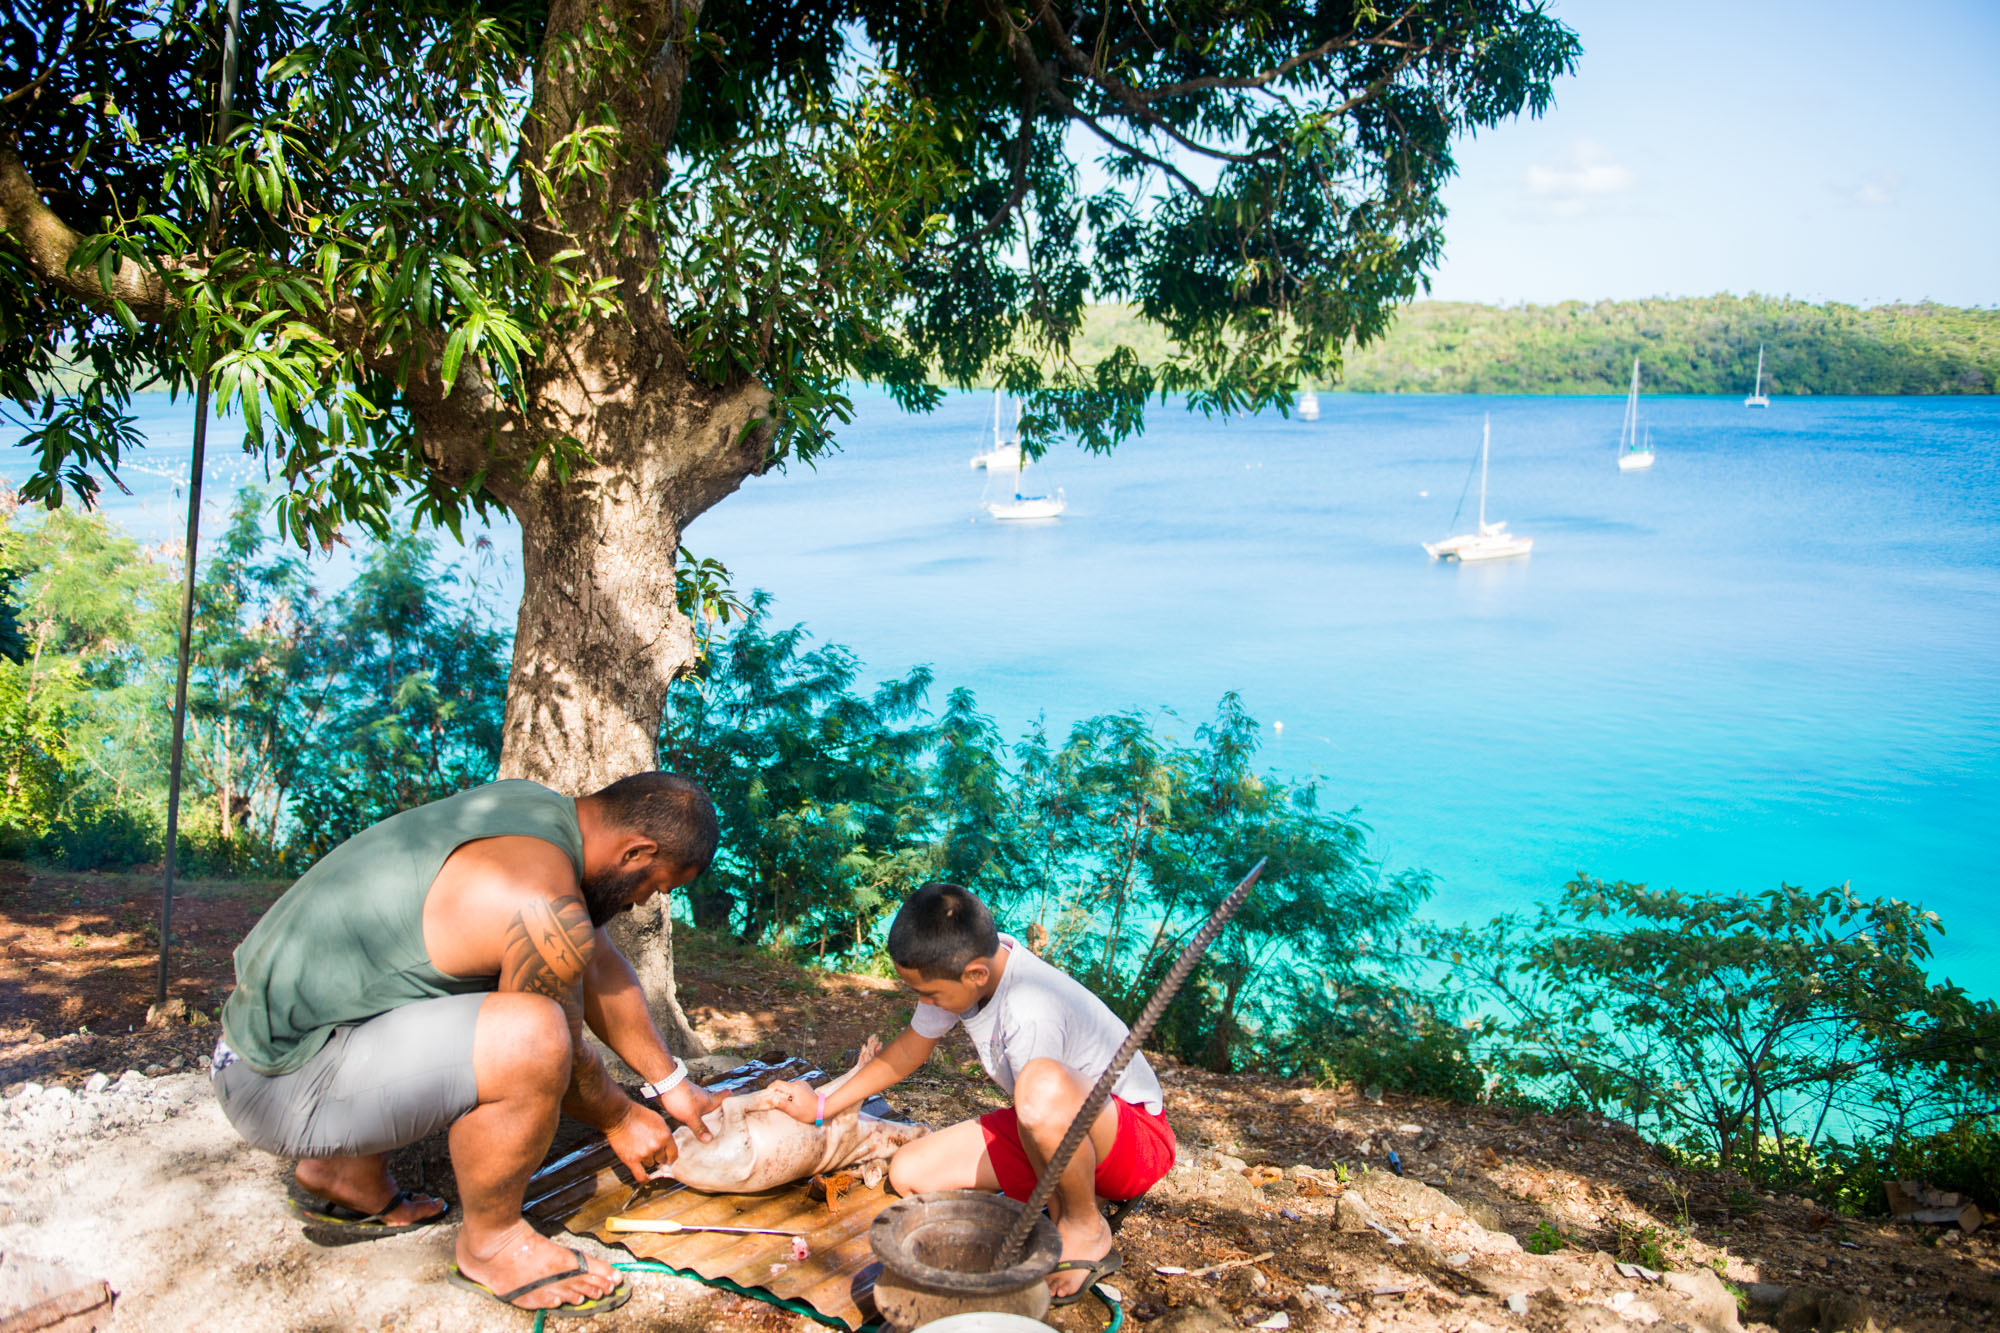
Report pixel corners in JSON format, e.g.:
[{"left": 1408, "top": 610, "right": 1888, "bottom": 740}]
[
  {"left": 590, "top": 771, "right": 719, "bottom": 873},
  {"left": 888, "top": 882, "right": 1000, "bottom": 980}
]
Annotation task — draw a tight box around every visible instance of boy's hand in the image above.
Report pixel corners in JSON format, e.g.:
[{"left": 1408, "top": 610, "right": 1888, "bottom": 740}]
[{"left": 765, "top": 1079, "right": 819, "bottom": 1124}]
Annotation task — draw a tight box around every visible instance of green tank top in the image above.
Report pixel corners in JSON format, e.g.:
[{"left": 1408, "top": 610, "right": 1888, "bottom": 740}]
[{"left": 221, "top": 780, "right": 584, "bottom": 1075}]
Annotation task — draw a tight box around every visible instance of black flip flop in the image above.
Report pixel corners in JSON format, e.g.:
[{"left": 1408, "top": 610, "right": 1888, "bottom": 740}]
[
  {"left": 285, "top": 1178, "right": 451, "bottom": 1246},
  {"left": 447, "top": 1248, "right": 634, "bottom": 1319},
  {"left": 1049, "top": 1247, "right": 1124, "bottom": 1307}
]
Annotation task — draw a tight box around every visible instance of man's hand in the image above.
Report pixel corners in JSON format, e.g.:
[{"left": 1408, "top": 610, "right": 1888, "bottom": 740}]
[
  {"left": 604, "top": 1101, "right": 680, "bottom": 1179},
  {"left": 656, "top": 1080, "right": 719, "bottom": 1141},
  {"left": 765, "top": 1078, "right": 819, "bottom": 1124}
]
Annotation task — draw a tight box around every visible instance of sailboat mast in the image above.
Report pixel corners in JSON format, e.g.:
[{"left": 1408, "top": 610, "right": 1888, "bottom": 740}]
[
  {"left": 1755, "top": 345, "right": 1765, "bottom": 395},
  {"left": 1622, "top": 357, "right": 1640, "bottom": 453},
  {"left": 1478, "top": 415, "right": 1490, "bottom": 530}
]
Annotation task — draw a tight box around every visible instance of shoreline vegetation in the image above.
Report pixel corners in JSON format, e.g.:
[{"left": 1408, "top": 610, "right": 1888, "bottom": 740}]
[
  {"left": 1068, "top": 295, "right": 2000, "bottom": 396},
  {"left": 40, "top": 295, "right": 1998, "bottom": 400}
]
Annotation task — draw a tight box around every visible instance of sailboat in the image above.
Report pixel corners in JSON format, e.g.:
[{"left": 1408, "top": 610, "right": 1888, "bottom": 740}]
[
  {"left": 1423, "top": 416, "right": 1532, "bottom": 562},
  {"left": 979, "top": 396, "right": 1066, "bottom": 520},
  {"left": 968, "top": 391, "right": 1023, "bottom": 470},
  {"left": 983, "top": 450, "right": 1067, "bottom": 520},
  {"left": 1744, "top": 344, "right": 1770, "bottom": 408},
  {"left": 1297, "top": 388, "right": 1321, "bottom": 421},
  {"left": 1617, "top": 356, "right": 1655, "bottom": 471}
]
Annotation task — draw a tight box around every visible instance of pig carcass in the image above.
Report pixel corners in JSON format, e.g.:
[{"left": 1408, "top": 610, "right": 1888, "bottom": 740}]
[{"left": 662, "top": 1038, "right": 929, "bottom": 1193}]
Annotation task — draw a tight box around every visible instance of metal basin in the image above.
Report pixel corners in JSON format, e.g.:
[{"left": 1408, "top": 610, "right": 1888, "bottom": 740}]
[{"left": 869, "top": 1191, "right": 1060, "bottom": 1330}]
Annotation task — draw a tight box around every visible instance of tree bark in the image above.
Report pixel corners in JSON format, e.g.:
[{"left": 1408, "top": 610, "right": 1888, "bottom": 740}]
[{"left": 472, "top": 346, "right": 772, "bottom": 1055}]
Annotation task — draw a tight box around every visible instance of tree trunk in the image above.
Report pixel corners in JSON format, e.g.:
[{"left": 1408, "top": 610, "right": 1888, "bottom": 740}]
[
  {"left": 471, "top": 356, "right": 773, "bottom": 1058},
  {"left": 218, "top": 716, "right": 233, "bottom": 840}
]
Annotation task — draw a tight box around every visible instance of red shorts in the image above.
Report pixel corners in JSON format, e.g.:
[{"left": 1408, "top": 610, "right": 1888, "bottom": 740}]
[{"left": 979, "top": 1097, "right": 1177, "bottom": 1202}]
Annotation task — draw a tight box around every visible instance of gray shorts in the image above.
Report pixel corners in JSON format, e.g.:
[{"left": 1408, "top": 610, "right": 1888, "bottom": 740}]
[{"left": 211, "top": 992, "right": 486, "bottom": 1158}]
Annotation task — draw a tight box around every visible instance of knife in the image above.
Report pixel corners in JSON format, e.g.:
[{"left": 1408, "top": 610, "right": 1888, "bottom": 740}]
[{"left": 606, "top": 1215, "right": 804, "bottom": 1237}]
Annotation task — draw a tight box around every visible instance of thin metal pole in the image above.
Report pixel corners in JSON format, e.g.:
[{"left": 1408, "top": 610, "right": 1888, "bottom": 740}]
[{"left": 158, "top": 0, "right": 242, "bottom": 1005}]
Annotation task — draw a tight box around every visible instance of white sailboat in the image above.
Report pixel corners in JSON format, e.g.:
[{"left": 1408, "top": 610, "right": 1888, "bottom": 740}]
[
  {"left": 1617, "top": 356, "right": 1655, "bottom": 471},
  {"left": 1423, "top": 416, "right": 1532, "bottom": 562},
  {"left": 1744, "top": 344, "right": 1770, "bottom": 408},
  {"left": 1297, "top": 388, "right": 1321, "bottom": 421},
  {"left": 978, "top": 395, "right": 1066, "bottom": 520},
  {"left": 969, "top": 391, "right": 1023, "bottom": 470},
  {"left": 983, "top": 451, "right": 1067, "bottom": 520}
]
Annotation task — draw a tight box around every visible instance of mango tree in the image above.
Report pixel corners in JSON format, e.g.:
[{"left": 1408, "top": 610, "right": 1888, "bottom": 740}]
[{"left": 2, "top": 0, "right": 1578, "bottom": 1047}]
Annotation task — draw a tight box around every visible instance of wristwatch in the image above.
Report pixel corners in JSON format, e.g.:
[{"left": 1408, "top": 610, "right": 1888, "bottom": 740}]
[{"left": 639, "top": 1058, "right": 690, "bottom": 1101}]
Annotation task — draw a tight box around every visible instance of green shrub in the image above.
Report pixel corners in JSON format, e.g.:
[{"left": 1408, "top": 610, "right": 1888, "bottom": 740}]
[{"left": 43, "top": 799, "right": 160, "bottom": 870}]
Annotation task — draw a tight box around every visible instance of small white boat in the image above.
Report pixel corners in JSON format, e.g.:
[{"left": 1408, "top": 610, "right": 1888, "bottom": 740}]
[
  {"left": 985, "top": 489, "right": 1067, "bottom": 521},
  {"left": 1297, "top": 388, "right": 1321, "bottom": 421},
  {"left": 1744, "top": 344, "right": 1770, "bottom": 408},
  {"left": 969, "top": 391, "right": 1023, "bottom": 469},
  {"left": 1424, "top": 416, "right": 1532, "bottom": 562},
  {"left": 1617, "top": 356, "right": 1654, "bottom": 471}
]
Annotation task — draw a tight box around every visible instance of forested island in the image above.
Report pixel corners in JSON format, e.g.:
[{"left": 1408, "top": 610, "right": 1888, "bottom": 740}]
[{"left": 1074, "top": 295, "right": 2000, "bottom": 396}]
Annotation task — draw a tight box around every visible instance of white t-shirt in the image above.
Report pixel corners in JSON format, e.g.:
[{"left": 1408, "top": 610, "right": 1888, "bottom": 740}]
[{"left": 910, "top": 934, "right": 1165, "bottom": 1115}]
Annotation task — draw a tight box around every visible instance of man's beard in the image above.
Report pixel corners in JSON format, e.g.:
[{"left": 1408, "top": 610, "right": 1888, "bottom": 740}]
[{"left": 581, "top": 864, "right": 648, "bottom": 927}]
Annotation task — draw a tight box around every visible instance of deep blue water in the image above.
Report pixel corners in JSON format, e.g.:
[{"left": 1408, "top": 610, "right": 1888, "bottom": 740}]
[{"left": 10, "top": 388, "right": 1999, "bottom": 999}]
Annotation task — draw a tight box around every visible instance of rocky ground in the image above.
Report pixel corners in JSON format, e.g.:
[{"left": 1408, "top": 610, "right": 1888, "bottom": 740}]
[{"left": 2, "top": 864, "right": 1996, "bottom": 1331}]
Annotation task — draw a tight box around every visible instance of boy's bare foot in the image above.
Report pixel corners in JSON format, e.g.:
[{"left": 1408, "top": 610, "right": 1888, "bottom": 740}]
[
  {"left": 1049, "top": 1211, "right": 1116, "bottom": 1299},
  {"left": 454, "top": 1220, "right": 621, "bottom": 1311},
  {"left": 295, "top": 1157, "right": 446, "bottom": 1225}
]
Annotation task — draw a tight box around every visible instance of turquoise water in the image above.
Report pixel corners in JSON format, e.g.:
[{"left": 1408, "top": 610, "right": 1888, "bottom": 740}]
[{"left": 10, "top": 389, "right": 1999, "bottom": 998}]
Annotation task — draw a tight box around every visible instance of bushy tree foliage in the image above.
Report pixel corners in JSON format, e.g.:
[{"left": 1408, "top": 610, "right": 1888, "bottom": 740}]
[
  {"left": 0, "top": 487, "right": 510, "bottom": 867},
  {"left": 663, "top": 593, "right": 938, "bottom": 955},
  {"left": 665, "top": 607, "right": 1431, "bottom": 1072},
  {"left": 283, "top": 531, "right": 511, "bottom": 858},
  {"left": 1432, "top": 876, "right": 2000, "bottom": 1169},
  {"left": 0, "top": 493, "right": 175, "bottom": 849}
]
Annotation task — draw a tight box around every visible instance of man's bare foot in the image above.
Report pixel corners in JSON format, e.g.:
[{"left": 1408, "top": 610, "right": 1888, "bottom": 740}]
[
  {"left": 455, "top": 1221, "right": 621, "bottom": 1311},
  {"left": 1049, "top": 1210, "right": 1116, "bottom": 1300},
  {"left": 294, "top": 1157, "right": 446, "bottom": 1225}
]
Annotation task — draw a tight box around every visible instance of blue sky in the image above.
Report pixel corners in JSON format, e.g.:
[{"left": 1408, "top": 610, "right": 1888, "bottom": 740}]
[{"left": 1425, "top": 0, "right": 2000, "bottom": 307}]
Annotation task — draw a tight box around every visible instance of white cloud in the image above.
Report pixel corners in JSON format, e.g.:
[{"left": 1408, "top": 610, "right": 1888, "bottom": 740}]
[
  {"left": 1847, "top": 171, "right": 1903, "bottom": 208},
  {"left": 1524, "top": 139, "right": 1637, "bottom": 217}
]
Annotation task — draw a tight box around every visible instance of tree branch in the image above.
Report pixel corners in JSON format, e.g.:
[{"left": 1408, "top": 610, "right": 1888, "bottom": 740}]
[{"left": 0, "top": 146, "right": 180, "bottom": 317}]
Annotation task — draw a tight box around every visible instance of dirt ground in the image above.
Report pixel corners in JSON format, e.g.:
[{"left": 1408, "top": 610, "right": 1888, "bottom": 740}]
[{"left": 2, "top": 864, "right": 1996, "bottom": 1332}]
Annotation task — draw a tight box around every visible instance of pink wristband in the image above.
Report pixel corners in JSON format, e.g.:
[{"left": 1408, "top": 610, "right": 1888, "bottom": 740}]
[{"left": 815, "top": 1091, "right": 827, "bottom": 1126}]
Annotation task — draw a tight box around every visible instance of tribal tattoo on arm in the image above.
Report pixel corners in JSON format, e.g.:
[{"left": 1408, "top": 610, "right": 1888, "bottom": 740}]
[
  {"left": 499, "top": 893, "right": 623, "bottom": 1117},
  {"left": 499, "top": 894, "right": 596, "bottom": 1001}
]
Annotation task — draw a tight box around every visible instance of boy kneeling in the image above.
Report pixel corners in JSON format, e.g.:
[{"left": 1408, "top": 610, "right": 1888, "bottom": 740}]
[{"left": 768, "top": 883, "right": 1176, "bottom": 1304}]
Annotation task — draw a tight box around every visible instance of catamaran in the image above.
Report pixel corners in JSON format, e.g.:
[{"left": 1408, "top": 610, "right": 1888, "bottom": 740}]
[
  {"left": 1617, "top": 357, "right": 1655, "bottom": 471},
  {"left": 1745, "top": 344, "right": 1771, "bottom": 408},
  {"left": 1424, "top": 416, "right": 1532, "bottom": 562}
]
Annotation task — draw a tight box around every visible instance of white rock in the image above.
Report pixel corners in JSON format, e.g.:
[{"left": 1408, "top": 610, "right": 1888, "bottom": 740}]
[
  {"left": 1397, "top": 1123, "right": 1424, "bottom": 1134},
  {"left": 44, "top": 1084, "right": 71, "bottom": 1102},
  {"left": 1446, "top": 1252, "right": 1471, "bottom": 1267},
  {"left": 1507, "top": 1293, "right": 1530, "bottom": 1315},
  {"left": 84, "top": 1072, "right": 111, "bottom": 1094},
  {"left": 120, "top": 1068, "right": 146, "bottom": 1085}
]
